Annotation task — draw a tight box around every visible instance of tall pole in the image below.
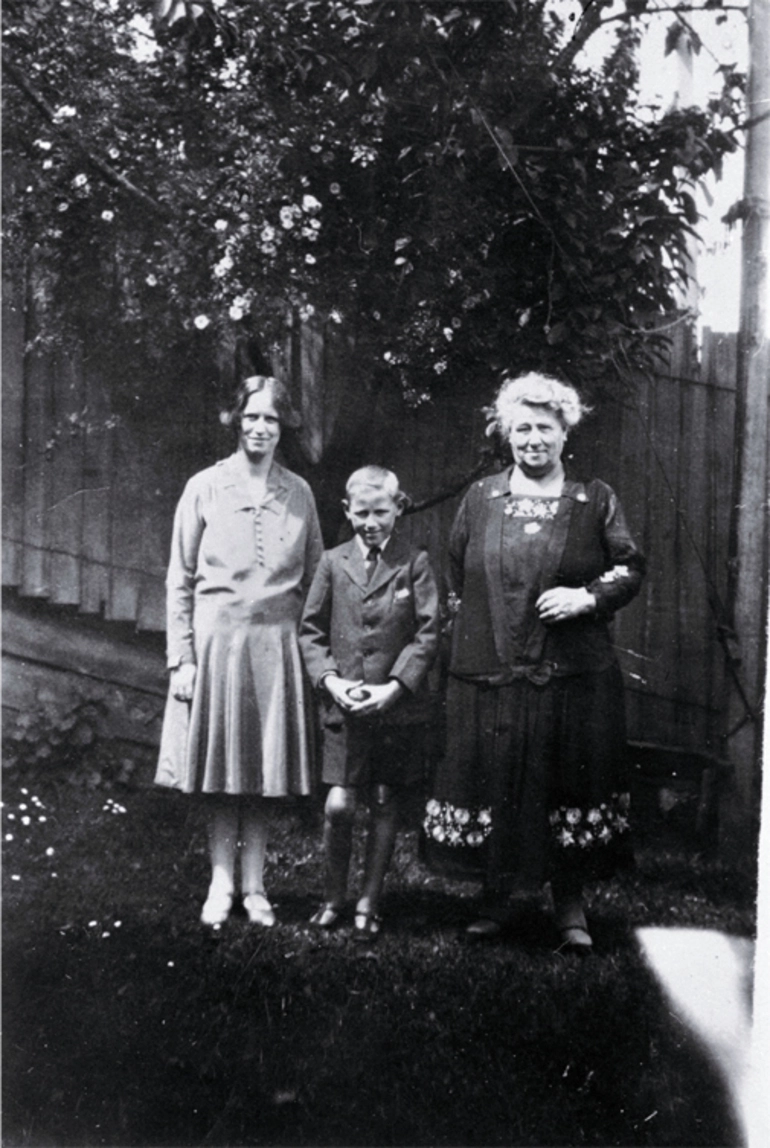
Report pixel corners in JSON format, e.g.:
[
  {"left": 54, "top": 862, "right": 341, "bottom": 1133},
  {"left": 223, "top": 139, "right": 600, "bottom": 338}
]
[{"left": 722, "top": 0, "right": 770, "bottom": 854}]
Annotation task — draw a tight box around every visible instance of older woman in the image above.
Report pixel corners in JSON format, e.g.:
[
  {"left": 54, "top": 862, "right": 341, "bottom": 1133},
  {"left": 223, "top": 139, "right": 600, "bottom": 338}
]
[
  {"left": 156, "top": 376, "right": 323, "bottom": 927},
  {"left": 424, "top": 373, "right": 644, "bottom": 949}
]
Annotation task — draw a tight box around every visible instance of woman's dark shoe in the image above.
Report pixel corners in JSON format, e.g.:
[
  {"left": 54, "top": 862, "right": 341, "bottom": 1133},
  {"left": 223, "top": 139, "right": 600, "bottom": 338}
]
[
  {"left": 556, "top": 925, "right": 593, "bottom": 953},
  {"left": 353, "top": 910, "right": 382, "bottom": 942},
  {"left": 465, "top": 917, "right": 503, "bottom": 939},
  {"left": 309, "top": 903, "right": 343, "bottom": 930}
]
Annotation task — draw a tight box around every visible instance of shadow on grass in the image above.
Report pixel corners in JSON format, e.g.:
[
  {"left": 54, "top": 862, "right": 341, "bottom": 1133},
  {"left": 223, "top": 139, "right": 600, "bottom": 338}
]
[{"left": 2, "top": 774, "right": 753, "bottom": 1147}]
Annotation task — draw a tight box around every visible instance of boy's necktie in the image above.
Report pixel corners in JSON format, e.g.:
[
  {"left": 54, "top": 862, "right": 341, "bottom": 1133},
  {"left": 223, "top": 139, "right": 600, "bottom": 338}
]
[{"left": 365, "top": 545, "right": 381, "bottom": 582}]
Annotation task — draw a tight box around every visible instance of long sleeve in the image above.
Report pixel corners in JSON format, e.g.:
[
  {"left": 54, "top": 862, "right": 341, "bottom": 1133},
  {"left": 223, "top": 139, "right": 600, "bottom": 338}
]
[
  {"left": 302, "top": 492, "right": 324, "bottom": 599},
  {"left": 587, "top": 486, "right": 645, "bottom": 619},
  {"left": 447, "top": 491, "right": 470, "bottom": 603},
  {"left": 299, "top": 552, "right": 337, "bottom": 686},
  {"left": 165, "top": 478, "right": 205, "bottom": 669},
  {"left": 389, "top": 548, "right": 440, "bottom": 693}
]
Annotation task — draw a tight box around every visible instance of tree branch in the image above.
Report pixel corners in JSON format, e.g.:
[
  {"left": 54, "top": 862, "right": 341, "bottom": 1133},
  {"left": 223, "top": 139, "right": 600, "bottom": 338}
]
[{"left": 2, "top": 53, "right": 175, "bottom": 220}]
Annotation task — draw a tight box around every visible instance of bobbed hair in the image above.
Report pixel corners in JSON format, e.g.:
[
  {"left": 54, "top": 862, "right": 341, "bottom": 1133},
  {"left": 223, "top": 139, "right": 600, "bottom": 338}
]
[
  {"left": 220, "top": 375, "right": 301, "bottom": 432},
  {"left": 486, "top": 372, "right": 590, "bottom": 438}
]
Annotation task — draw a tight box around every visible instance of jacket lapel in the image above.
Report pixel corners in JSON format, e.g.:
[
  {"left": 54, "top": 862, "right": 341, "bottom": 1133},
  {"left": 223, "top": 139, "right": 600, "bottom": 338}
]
[
  {"left": 340, "top": 539, "right": 369, "bottom": 590},
  {"left": 481, "top": 469, "right": 513, "bottom": 665},
  {"left": 365, "top": 533, "right": 407, "bottom": 598},
  {"left": 537, "top": 478, "right": 586, "bottom": 594}
]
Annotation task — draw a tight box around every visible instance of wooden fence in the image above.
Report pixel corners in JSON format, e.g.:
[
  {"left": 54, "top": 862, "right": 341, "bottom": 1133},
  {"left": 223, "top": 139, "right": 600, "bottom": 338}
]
[{"left": 2, "top": 302, "right": 742, "bottom": 762}]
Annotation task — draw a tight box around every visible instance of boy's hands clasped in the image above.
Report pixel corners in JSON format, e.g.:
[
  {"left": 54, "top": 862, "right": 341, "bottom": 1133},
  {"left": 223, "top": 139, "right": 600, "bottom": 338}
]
[{"left": 324, "top": 674, "right": 404, "bottom": 716}]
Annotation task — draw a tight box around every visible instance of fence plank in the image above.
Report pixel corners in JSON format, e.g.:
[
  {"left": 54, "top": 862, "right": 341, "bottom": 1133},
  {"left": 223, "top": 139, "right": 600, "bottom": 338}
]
[
  {"left": 79, "top": 364, "right": 113, "bottom": 615},
  {"left": 1, "top": 291, "right": 26, "bottom": 585},
  {"left": 21, "top": 352, "right": 53, "bottom": 597},
  {"left": 48, "top": 351, "right": 84, "bottom": 605}
]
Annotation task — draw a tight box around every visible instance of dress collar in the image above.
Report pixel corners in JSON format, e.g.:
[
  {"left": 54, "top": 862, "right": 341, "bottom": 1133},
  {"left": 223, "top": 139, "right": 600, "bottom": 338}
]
[{"left": 218, "top": 454, "right": 290, "bottom": 512}]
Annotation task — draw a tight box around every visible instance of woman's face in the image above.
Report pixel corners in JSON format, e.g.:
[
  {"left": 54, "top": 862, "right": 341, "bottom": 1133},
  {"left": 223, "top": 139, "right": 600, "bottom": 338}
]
[
  {"left": 509, "top": 403, "right": 567, "bottom": 477},
  {"left": 238, "top": 389, "right": 281, "bottom": 461}
]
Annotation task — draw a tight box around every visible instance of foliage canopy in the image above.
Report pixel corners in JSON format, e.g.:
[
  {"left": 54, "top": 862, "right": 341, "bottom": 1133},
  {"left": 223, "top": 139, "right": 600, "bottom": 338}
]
[{"left": 2, "top": 0, "right": 745, "bottom": 409}]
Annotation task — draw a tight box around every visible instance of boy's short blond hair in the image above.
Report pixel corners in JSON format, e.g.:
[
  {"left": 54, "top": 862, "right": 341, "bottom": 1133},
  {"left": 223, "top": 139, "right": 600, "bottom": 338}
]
[{"left": 344, "top": 465, "right": 403, "bottom": 504}]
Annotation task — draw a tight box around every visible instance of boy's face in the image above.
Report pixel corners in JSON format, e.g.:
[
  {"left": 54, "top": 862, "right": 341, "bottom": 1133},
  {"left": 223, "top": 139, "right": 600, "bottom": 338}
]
[{"left": 344, "top": 488, "right": 402, "bottom": 549}]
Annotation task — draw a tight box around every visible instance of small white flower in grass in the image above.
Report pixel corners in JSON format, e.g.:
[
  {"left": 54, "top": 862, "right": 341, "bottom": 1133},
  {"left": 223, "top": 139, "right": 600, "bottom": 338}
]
[
  {"left": 302, "top": 194, "right": 321, "bottom": 213},
  {"left": 35, "top": 140, "right": 52, "bottom": 151},
  {"left": 305, "top": 253, "right": 316, "bottom": 265},
  {"left": 194, "top": 315, "right": 210, "bottom": 330},
  {"left": 146, "top": 273, "right": 157, "bottom": 286},
  {"left": 39, "top": 816, "right": 47, "bottom": 823},
  {"left": 88, "top": 920, "right": 98, "bottom": 927},
  {"left": 73, "top": 174, "right": 87, "bottom": 188},
  {"left": 214, "top": 219, "right": 228, "bottom": 231},
  {"left": 280, "top": 206, "right": 295, "bottom": 229},
  {"left": 11, "top": 875, "right": 20, "bottom": 882},
  {"left": 108, "top": 147, "right": 120, "bottom": 159},
  {"left": 101, "top": 931, "right": 110, "bottom": 938},
  {"left": 46, "top": 847, "right": 54, "bottom": 856},
  {"left": 114, "top": 921, "right": 122, "bottom": 928},
  {"left": 261, "top": 225, "right": 276, "bottom": 242},
  {"left": 21, "top": 789, "right": 28, "bottom": 796},
  {"left": 21, "top": 817, "right": 31, "bottom": 826},
  {"left": 330, "top": 309, "right": 342, "bottom": 324},
  {"left": 19, "top": 804, "right": 28, "bottom": 811},
  {"left": 443, "top": 328, "right": 454, "bottom": 341},
  {"left": 5, "top": 834, "right": 13, "bottom": 842},
  {"left": 329, "top": 182, "right": 341, "bottom": 195},
  {"left": 55, "top": 105, "right": 77, "bottom": 120},
  {"left": 43, "top": 160, "right": 54, "bottom": 170},
  {"left": 51, "top": 873, "right": 58, "bottom": 878},
  {"left": 101, "top": 210, "right": 114, "bottom": 222},
  {"left": 167, "top": 961, "right": 175, "bottom": 967},
  {"left": 229, "top": 304, "right": 244, "bottom": 321},
  {"left": 7, "top": 814, "right": 16, "bottom": 821},
  {"left": 58, "top": 202, "right": 69, "bottom": 212}
]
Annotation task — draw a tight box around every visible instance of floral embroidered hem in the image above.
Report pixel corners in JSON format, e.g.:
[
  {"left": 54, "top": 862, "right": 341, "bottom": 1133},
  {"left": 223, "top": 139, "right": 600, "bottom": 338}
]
[
  {"left": 423, "top": 799, "right": 492, "bottom": 848},
  {"left": 549, "top": 791, "right": 631, "bottom": 849},
  {"left": 424, "top": 792, "right": 631, "bottom": 852}
]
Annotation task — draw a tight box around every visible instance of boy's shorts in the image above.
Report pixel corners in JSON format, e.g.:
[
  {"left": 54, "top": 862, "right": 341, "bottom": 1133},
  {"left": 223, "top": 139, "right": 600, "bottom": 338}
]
[{"left": 321, "top": 717, "right": 426, "bottom": 789}]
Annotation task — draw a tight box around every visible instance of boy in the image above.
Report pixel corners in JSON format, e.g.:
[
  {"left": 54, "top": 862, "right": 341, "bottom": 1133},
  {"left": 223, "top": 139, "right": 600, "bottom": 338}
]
[{"left": 300, "top": 466, "right": 439, "bottom": 940}]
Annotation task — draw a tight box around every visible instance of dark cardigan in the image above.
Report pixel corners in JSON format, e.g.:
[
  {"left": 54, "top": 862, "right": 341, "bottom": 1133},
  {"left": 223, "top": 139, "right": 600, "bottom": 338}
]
[{"left": 447, "top": 470, "right": 645, "bottom": 683}]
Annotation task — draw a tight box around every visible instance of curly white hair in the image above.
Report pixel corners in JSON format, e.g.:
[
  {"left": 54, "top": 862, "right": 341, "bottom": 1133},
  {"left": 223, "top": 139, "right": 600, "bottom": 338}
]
[{"left": 486, "top": 373, "right": 590, "bottom": 437}]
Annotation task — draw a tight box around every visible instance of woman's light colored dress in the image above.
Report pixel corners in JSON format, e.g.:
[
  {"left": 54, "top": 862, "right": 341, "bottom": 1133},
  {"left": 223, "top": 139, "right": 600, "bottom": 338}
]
[{"left": 155, "top": 455, "right": 323, "bottom": 797}]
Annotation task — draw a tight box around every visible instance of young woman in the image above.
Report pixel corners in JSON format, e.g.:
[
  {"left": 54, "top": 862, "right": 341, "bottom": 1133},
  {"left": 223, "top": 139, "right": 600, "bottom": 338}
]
[{"left": 156, "top": 376, "right": 323, "bottom": 926}]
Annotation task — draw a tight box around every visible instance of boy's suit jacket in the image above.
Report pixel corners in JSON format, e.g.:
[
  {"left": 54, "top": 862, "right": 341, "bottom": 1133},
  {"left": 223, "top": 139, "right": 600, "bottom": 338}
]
[{"left": 299, "top": 532, "right": 439, "bottom": 726}]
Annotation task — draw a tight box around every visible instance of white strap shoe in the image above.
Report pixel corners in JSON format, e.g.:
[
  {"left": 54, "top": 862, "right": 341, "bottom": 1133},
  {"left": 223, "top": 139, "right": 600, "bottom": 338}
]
[
  {"left": 200, "top": 886, "right": 234, "bottom": 926},
  {"left": 243, "top": 891, "right": 276, "bottom": 927}
]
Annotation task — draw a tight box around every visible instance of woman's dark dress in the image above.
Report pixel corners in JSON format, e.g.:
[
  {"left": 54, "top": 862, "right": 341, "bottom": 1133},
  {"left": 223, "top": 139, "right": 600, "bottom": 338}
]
[{"left": 424, "top": 472, "right": 644, "bottom": 893}]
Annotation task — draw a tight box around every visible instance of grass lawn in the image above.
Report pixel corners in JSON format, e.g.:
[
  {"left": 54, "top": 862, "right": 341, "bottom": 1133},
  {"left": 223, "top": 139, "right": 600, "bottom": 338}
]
[{"left": 2, "top": 768, "right": 756, "bottom": 1148}]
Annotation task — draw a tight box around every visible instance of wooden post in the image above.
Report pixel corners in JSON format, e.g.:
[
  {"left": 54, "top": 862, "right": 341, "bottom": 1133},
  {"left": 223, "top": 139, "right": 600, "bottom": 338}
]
[{"left": 722, "top": 0, "right": 770, "bottom": 853}]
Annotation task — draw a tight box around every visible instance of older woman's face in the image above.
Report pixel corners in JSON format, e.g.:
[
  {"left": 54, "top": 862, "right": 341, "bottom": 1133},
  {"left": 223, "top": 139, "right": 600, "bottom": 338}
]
[
  {"left": 239, "top": 389, "right": 281, "bottom": 460},
  {"left": 509, "top": 403, "right": 567, "bottom": 477}
]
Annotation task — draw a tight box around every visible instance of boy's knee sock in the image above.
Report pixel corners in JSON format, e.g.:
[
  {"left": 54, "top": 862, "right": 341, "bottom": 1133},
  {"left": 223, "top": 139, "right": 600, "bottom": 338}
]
[
  {"left": 324, "top": 807, "right": 354, "bottom": 905},
  {"left": 358, "top": 789, "right": 399, "bottom": 912}
]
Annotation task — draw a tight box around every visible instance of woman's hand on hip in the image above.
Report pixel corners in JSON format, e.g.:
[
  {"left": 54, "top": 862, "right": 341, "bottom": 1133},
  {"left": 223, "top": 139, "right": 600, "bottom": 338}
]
[
  {"left": 536, "top": 586, "right": 596, "bottom": 624},
  {"left": 170, "top": 663, "right": 197, "bottom": 701}
]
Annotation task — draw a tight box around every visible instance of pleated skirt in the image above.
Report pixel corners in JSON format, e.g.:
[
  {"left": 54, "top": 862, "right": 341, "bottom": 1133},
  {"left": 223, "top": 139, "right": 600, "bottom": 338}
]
[
  {"left": 423, "top": 665, "right": 633, "bottom": 892},
  {"left": 155, "top": 616, "right": 314, "bottom": 797}
]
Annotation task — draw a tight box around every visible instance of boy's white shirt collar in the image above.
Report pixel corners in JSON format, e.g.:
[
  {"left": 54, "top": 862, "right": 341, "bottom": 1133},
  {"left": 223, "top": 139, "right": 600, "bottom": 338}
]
[{"left": 354, "top": 533, "right": 392, "bottom": 557}]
